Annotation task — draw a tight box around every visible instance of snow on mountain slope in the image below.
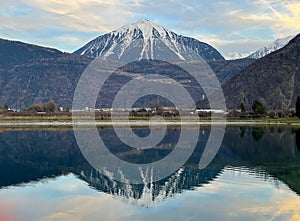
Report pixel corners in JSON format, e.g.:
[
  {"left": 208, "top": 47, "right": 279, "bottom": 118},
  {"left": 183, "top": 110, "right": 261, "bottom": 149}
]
[
  {"left": 226, "top": 51, "right": 244, "bottom": 60},
  {"left": 74, "top": 19, "right": 224, "bottom": 61},
  {"left": 247, "top": 35, "right": 296, "bottom": 59}
]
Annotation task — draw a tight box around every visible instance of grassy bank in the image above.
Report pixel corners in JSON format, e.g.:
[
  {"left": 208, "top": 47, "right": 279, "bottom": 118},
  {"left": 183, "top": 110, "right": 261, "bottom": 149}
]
[{"left": 1, "top": 114, "right": 300, "bottom": 125}]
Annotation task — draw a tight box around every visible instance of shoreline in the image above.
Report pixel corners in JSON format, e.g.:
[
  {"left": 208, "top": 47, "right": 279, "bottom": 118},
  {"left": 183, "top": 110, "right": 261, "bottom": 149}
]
[
  {"left": 1, "top": 120, "right": 300, "bottom": 127},
  {"left": 1, "top": 115, "right": 300, "bottom": 128}
]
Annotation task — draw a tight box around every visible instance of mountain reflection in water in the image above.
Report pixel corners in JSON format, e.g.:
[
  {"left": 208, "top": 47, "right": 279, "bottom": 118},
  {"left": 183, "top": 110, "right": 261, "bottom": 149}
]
[
  {"left": 0, "top": 127, "right": 300, "bottom": 221},
  {"left": 0, "top": 126, "right": 299, "bottom": 209}
]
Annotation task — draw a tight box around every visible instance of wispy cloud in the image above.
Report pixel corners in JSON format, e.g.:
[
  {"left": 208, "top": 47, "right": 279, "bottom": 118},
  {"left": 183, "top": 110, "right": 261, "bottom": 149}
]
[
  {"left": 1, "top": 0, "right": 299, "bottom": 55},
  {"left": 258, "top": 0, "right": 282, "bottom": 16}
]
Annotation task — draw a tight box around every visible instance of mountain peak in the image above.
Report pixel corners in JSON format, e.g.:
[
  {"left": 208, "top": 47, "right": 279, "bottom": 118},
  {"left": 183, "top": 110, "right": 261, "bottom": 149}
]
[
  {"left": 124, "top": 19, "right": 161, "bottom": 29},
  {"left": 134, "top": 19, "right": 155, "bottom": 25},
  {"left": 226, "top": 51, "right": 243, "bottom": 60},
  {"left": 74, "top": 20, "right": 225, "bottom": 61},
  {"left": 112, "top": 19, "right": 169, "bottom": 40}
]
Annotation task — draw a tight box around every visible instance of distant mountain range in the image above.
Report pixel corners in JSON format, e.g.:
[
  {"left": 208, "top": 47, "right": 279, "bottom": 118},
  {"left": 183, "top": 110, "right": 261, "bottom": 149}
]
[
  {"left": 223, "top": 34, "right": 300, "bottom": 110},
  {"left": 226, "top": 35, "right": 295, "bottom": 60},
  {"left": 0, "top": 20, "right": 299, "bottom": 110},
  {"left": 247, "top": 35, "right": 296, "bottom": 59},
  {"left": 74, "top": 19, "right": 225, "bottom": 61},
  {"left": 0, "top": 38, "right": 253, "bottom": 109},
  {"left": 226, "top": 51, "right": 245, "bottom": 60}
]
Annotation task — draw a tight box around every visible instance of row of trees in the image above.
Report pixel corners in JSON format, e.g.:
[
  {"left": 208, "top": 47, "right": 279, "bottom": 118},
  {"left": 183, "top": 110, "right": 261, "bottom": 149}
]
[
  {"left": 239, "top": 100, "right": 267, "bottom": 115},
  {"left": 2, "top": 97, "right": 300, "bottom": 117},
  {"left": 238, "top": 97, "right": 300, "bottom": 118},
  {"left": 0, "top": 100, "right": 71, "bottom": 114},
  {"left": 27, "top": 100, "right": 59, "bottom": 113}
]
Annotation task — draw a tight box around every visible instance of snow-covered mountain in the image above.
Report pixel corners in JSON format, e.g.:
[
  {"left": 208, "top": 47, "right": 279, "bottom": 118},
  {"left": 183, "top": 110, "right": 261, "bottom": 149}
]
[
  {"left": 226, "top": 51, "right": 244, "bottom": 60},
  {"left": 247, "top": 35, "right": 296, "bottom": 59},
  {"left": 74, "top": 19, "right": 224, "bottom": 61}
]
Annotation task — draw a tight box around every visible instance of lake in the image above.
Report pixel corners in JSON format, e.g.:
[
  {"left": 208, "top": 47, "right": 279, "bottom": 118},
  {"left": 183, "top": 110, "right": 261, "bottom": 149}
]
[{"left": 0, "top": 126, "right": 300, "bottom": 221}]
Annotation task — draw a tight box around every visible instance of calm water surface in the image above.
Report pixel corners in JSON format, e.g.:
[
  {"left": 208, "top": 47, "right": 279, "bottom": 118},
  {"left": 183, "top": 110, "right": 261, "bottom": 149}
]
[{"left": 0, "top": 126, "right": 300, "bottom": 221}]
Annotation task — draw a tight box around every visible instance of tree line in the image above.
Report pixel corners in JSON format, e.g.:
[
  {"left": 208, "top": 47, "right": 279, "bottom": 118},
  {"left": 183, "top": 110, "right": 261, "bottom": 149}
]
[
  {"left": 229, "top": 98, "right": 298, "bottom": 118},
  {"left": 2, "top": 96, "right": 300, "bottom": 118},
  {"left": 0, "top": 100, "right": 69, "bottom": 113}
]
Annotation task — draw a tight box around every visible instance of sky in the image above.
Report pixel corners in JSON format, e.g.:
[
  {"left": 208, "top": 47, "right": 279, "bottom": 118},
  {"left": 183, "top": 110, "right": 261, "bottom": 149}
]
[{"left": 1, "top": 0, "right": 300, "bottom": 58}]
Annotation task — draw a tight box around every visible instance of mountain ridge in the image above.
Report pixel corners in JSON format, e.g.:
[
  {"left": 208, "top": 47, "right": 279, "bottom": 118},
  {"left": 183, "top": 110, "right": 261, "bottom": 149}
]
[
  {"left": 0, "top": 38, "right": 64, "bottom": 68},
  {"left": 223, "top": 34, "right": 300, "bottom": 110},
  {"left": 247, "top": 35, "right": 296, "bottom": 59}
]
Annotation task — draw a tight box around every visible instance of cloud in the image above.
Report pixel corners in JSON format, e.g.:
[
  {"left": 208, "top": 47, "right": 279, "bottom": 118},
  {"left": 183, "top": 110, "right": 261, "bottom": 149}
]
[
  {"left": 251, "top": 0, "right": 300, "bottom": 37},
  {"left": 22, "top": 0, "right": 141, "bottom": 32},
  {"left": 195, "top": 33, "right": 270, "bottom": 58},
  {"left": 1, "top": 0, "right": 300, "bottom": 55},
  {"left": 275, "top": 2, "right": 300, "bottom": 36},
  {"left": 1, "top": 170, "right": 300, "bottom": 221},
  {"left": 239, "top": 198, "right": 300, "bottom": 221},
  {"left": 171, "top": 0, "right": 300, "bottom": 55}
]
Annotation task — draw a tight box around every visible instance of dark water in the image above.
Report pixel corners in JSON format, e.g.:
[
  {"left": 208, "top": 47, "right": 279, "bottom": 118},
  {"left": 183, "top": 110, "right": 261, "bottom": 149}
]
[{"left": 0, "top": 126, "right": 300, "bottom": 221}]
